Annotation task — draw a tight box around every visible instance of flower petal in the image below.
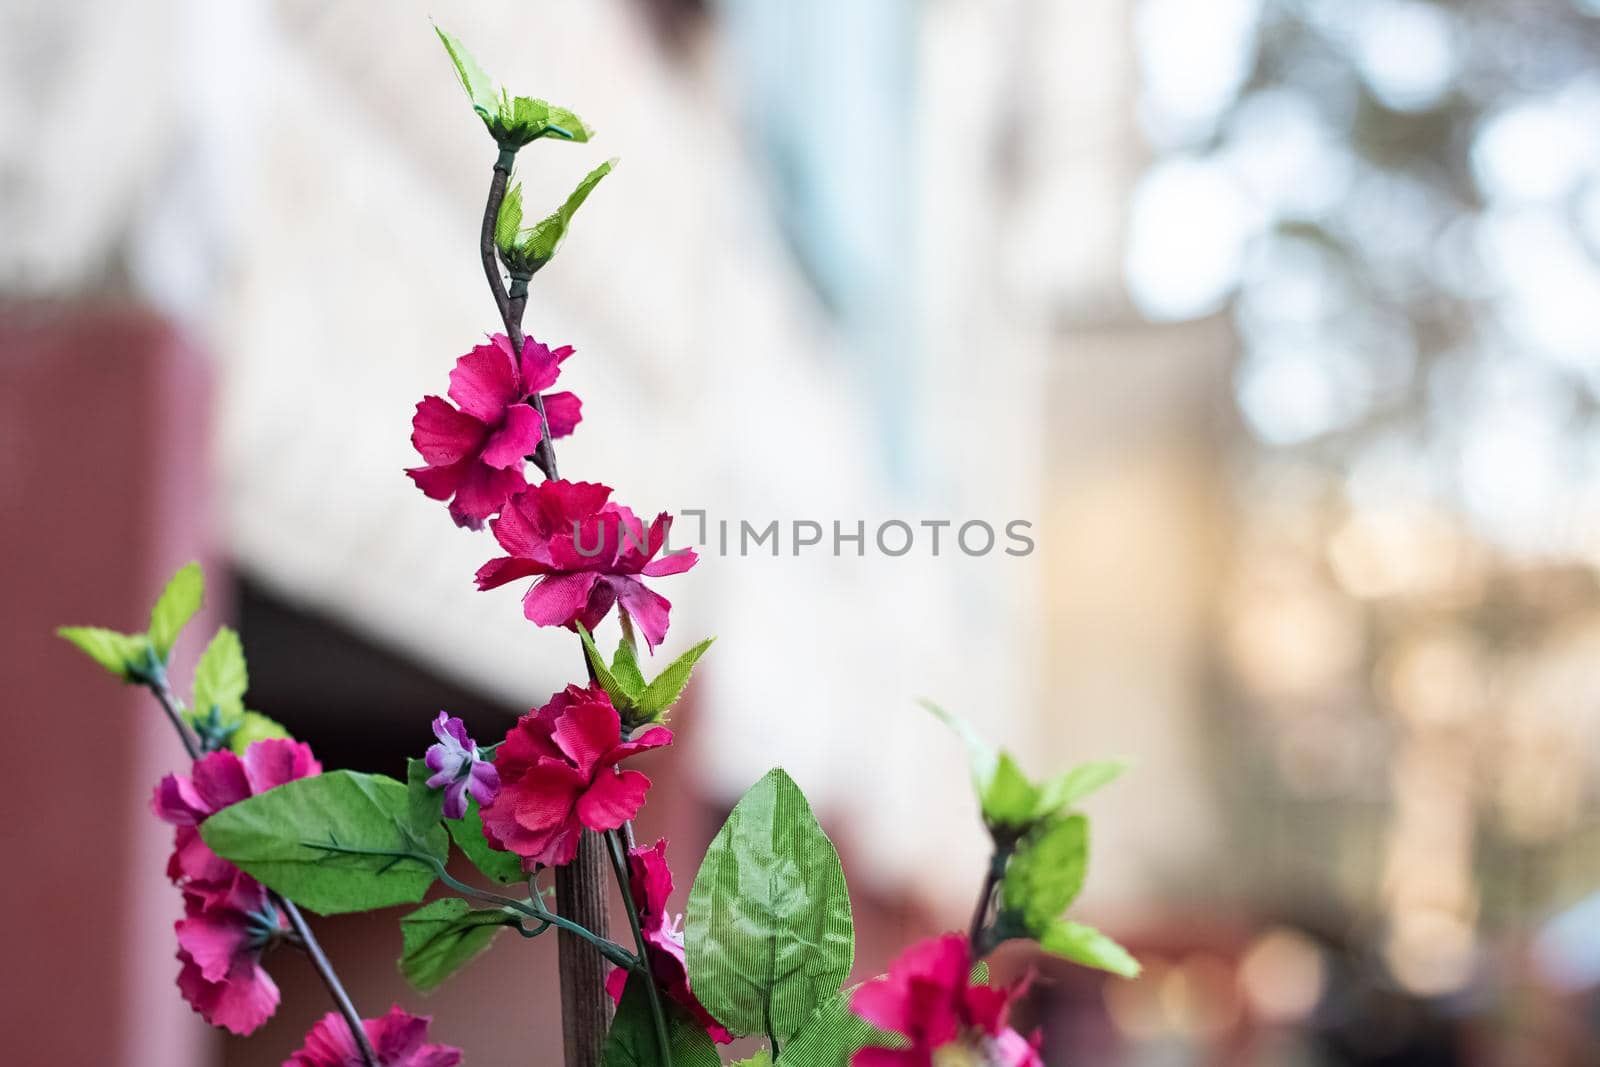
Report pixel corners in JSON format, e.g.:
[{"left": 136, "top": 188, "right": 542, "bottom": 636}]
[
  {"left": 642, "top": 548, "right": 698, "bottom": 577},
  {"left": 523, "top": 572, "right": 603, "bottom": 628},
  {"left": 448, "top": 461, "right": 525, "bottom": 529},
  {"left": 242, "top": 738, "right": 321, "bottom": 793},
  {"left": 612, "top": 577, "right": 673, "bottom": 651},
  {"left": 410, "top": 396, "right": 485, "bottom": 465},
  {"left": 406, "top": 460, "right": 467, "bottom": 502},
  {"left": 518, "top": 337, "right": 564, "bottom": 393},
  {"left": 448, "top": 338, "right": 522, "bottom": 421},
  {"left": 575, "top": 768, "right": 651, "bottom": 832},
  {"left": 542, "top": 391, "right": 583, "bottom": 438},
  {"left": 480, "top": 403, "right": 544, "bottom": 470},
  {"left": 552, "top": 699, "right": 622, "bottom": 774}
]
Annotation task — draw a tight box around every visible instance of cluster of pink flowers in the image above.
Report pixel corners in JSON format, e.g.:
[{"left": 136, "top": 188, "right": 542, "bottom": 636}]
[
  {"left": 154, "top": 739, "right": 463, "bottom": 1060},
  {"left": 851, "top": 934, "right": 1041, "bottom": 1067},
  {"left": 479, "top": 684, "right": 672, "bottom": 868},
  {"left": 153, "top": 739, "right": 321, "bottom": 1034},
  {"left": 408, "top": 335, "right": 696, "bottom": 649}
]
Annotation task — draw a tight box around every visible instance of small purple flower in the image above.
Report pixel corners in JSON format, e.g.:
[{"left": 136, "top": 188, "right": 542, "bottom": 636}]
[{"left": 424, "top": 712, "right": 501, "bottom": 820}]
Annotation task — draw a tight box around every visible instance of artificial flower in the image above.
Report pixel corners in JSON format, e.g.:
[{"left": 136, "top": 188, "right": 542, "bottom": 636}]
[
  {"left": 424, "top": 712, "right": 501, "bottom": 819},
  {"left": 605, "top": 838, "right": 732, "bottom": 1043},
  {"left": 407, "top": 333, "right": 582, "bottom": 529},
  {"left": 174, "top": 877, "right": 286, "bottom": 1035},
  {"left": 285, "top": 1004, "right": 462, "bottom": 1067},
  {"left": 851, "top": 934, "right": 1041, "bottom": 1067},
  {"left": 475, "top": 479, "right": 696, "bottom": 649},
  {"left": 153, "top": 738, "right": 321, "bottom": 900},
  {"left": 480, "top": 684, "right": 671, "bottom": 867}
]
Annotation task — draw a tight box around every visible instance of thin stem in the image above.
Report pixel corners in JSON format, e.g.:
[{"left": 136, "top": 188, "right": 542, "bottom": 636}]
[
  {"left": 968, "top": 848, "right": 1010, "bottom": 958},
  {"left": 481, "top": 165, "right": 512, "bottom": 326},
  {"left": 141, "top": 679, "right": 378, "bottom": 1066},
  {"left": 280, "top": 898, "right": 380, "bottom": 1066},
  {"left": 607, "top": 831, "right": 674, "bottom": 1067},
  {"left": 149, "top": 673, "right": 201, "bottom": 761}
]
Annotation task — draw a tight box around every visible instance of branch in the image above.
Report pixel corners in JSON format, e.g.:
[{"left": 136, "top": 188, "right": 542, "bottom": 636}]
[{"left": 479, "top": 151, "right": 613, "bottom": 1067}]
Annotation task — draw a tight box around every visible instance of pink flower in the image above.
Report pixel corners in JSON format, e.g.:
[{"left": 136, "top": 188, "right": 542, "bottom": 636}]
[
  {"left": 423, "top": 712, "right": 500, "bottom": 820},
  {"left": 605, "top": 838, "right": 732, "bottom": 1043},
  {"left": 407, "top": 333, "right": 583, "bottom": 530},
  {"left": 175, "top": 877, "right": 286, "bottom": 1035},
  {"left": 285, "top": 1004, "right": 462, "bottom": 1067},
  {"left": 153, "top": 739, "right": 322, "bottom": 902},
  {"left": 475, "top": 479, "right": 696, "bottom": 650},
  {"left": 850, "top": 934, "right": 1041, "bottom": 1067},
  {"left": 479, "top": 685, "right": 672, "bottom": 868}
]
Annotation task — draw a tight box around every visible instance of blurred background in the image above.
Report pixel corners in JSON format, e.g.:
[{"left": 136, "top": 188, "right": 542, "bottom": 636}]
[{"left": 5, "top": 0, "right": 1600, "bottom": 1063}]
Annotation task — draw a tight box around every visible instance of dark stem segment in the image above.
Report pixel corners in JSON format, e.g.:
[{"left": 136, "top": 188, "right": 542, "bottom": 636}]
[
  {"left": 606, "top": 831, "right": 674, "bottom": 1067},
  {"left": 147, "top": 676, "right": 380, "bottom": 1067},
  {"left": 967, "top": 847, "right": 1010, "bottom": 958},
  {"left": 480, "top": 153, "right": 611, "bottom": 1067}
]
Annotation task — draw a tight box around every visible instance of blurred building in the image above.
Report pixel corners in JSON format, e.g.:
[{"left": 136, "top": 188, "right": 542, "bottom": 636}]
[{"left": 8, "top": 0, "right": 1600, "bottom": 1065}]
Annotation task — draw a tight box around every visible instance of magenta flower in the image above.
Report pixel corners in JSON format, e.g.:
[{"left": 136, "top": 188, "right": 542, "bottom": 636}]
[
  {"left": 407, "top": 333, "right": 583, "bottom": 530},
  {"left": 605, "top": 838, "right": 732, "bottom": 1044},
  {"left": 474, "top": 479, "right": 697, "bottom": 649},
  {"left": 424, "top": 712, "right": 500, "bottom": 819},
  {"left": 174, "top": 877, "right": 285, "bottom": 1035},
  {"left": 285, "top": 1004, "right": 462, "bottom": 1067},
  {"left": 480, "top": 684, "right": 672, "bottom": 868},
  {"left": 850, "top": 934, "right": 1041, "bottom": 1067},
  {"left": 153, "top": 738, "right": 322, "bottom": 902}
]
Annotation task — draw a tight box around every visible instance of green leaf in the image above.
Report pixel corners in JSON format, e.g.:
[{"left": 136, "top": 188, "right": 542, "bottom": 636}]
[
  {"left": 57, "top": 626, "right": 151, "bottom": 681},
  {"left": 685, "top": 768, "right": 854, "bottom": 1042},
  {"left": 449, "top": 800, "right": 526, "bottom": 885},
  {"left": 147, "top": 562, "right": 203, "bottom": 660},
  {"left": 501, "top": 95, "right": 592, "bottom": 144},
  {"left": 399, "top": 897, "right": 520, "bottom": 992},
  {"left": 405, "top": 757, "right": 445, "bottom": 831},
  {"left": 1038, "top": 919, "right": 1140, "bottom": 978},
  {"left": 192, "top": 627, "right": 248, "bottom": 723},
  {"left": 781, "top": 984, "right": 899, "bottom": 1066},
  {"left": 634, "top": 638, "right": 714, "bottom": 718},
  {"left": 918, "top": 699, "right": 999, "bottom": 797},
  {"left": 200, "top": 771, "right": 447, "bottom": 915},
  {"left": 1002, "top": 814, "right": 1089, "bottom": 933},
  {"left": 602, "top": 975, "right": 721, "bottom": 1067},
  {"left": 982, "top": 752, "right": 1041, "bottom": 832},
  {"left": 434, "top": 25, "right": 499, "bottom": 116},
  {"left": 228, "top": 710, "right": 291, "bottom": 753},
  {"left": 519, "top": 160, "right": 615, "bottom": 263},
  {"left": 611, "top": 637, "right": 648, "bottom": 699},
  {"left": 731, "top": 1054, "right": 773, "bottom": 1067},
  {"left": 578, "top": 623, "right": 630, "bottom": 707},
  {"left": 1033, "top": 761, "right": 1127, "bottom": 818},
  {"left": 495, "top": 183, "right": 524, "bottom": 254}
]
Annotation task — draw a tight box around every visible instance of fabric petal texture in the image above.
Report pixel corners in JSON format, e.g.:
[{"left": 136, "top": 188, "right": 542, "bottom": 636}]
[
  {"left": 407, "top": 333, "right": 582, "bottom": 529},
  {"left": 482, "top": 686, "right": 671, "bottom": 868},
  {"left": 850, "top": 933, "right": 1041, "bottom": 1067},
  {"left": 477, "top": 479, "right": 695, "bottom": 644}
]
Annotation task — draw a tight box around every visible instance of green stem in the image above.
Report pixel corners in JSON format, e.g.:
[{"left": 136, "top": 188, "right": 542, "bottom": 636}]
[
  {"left": 606, "top": 830, "right": 673, "bottom": 1067},
  {"left": 301, "top": 839, "right": 640, "bottom": 971}
]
